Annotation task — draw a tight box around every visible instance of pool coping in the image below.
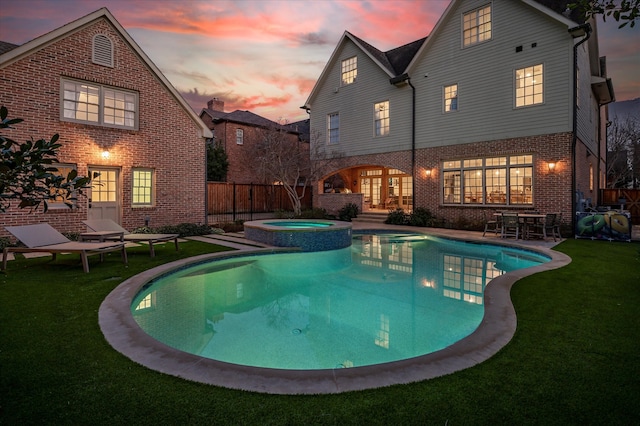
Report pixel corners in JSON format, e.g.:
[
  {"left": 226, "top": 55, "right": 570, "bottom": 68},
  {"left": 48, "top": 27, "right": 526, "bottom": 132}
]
[{"left": 99, "top": 227, "right": 571, "bottom": 395}]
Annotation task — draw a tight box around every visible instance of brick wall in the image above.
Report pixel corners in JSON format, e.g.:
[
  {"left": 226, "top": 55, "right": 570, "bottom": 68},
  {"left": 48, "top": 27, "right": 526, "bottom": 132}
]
[
  {"left": 210, "top": 121, "right": 309, "bottom": 185},
  {"left": 0, "top": 18, "right": 206, "bottom": 238},
  {"left": 314, "top": 132, "right": 577, "bottom": 229}
]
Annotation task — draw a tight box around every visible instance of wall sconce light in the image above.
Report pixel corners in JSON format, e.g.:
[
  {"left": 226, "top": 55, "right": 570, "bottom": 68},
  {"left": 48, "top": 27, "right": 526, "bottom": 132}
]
[
  {"left": 425, "top": 169, "right": 432, "bottom": 177},
  {"left": 101, "top": 150, "right": 110, "bottom": 159},
  {"left": 548, "top": 162, "right": 556, "bottom": 172},
  {"left": 353, "top": 180, "right": 357, "bottom": 186}
]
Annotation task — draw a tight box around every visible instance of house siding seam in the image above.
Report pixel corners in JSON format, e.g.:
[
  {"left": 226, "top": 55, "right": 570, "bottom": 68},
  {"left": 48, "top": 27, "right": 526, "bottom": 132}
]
[{"left": 0, "top": 17, "right": 206, "bottom": 237}]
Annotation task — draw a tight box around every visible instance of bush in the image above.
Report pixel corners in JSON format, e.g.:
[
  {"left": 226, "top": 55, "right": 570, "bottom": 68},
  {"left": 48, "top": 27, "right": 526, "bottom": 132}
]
[
  {"left": 385, "top": 208, "right": 408, "bottom": 225},
  {"left": 408, "top": 207, "right": 434, "bottom": 227},
  {"left": 154, "top": 223, "right": 213, "bottom": 237},
  {"left": 338, "top": 203, "right": 359, "bottom": 222},
  {"left": 299, "top": 208, "right": 329, "bottom": 219},
  {"left": 0, "top": 237, "right": 12, "bottom": 250}
]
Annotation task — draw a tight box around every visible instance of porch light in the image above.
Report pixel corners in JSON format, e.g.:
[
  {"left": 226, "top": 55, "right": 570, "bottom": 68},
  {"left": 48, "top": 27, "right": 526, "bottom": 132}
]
[
  {"left": 548, "top": 162, "right": 556, "bottom": 172},
  {"left": 425, "top": 169, "right": 432, "bottom": 177},
  {"left": 101, "top": 150, "right": 110, "bottom": 159}
]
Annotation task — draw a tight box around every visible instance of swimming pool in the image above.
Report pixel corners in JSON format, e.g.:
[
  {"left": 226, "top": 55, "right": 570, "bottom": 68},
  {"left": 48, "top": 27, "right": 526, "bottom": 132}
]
[{"left": 130, "top": 233, "right": 549, "bottom": 370}]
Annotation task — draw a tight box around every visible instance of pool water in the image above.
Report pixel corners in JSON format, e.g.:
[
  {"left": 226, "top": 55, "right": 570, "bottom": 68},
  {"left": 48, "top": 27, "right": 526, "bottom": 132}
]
[
  {"left": 131, "top": 233, "right": 548, "bottom": 370},
  {"left": 264, "top": 221, "right": 333, "bottom": 228}
]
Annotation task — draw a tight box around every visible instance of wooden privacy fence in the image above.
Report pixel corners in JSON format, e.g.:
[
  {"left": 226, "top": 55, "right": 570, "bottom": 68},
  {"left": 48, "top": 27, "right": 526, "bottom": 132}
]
[
  {"left": 600, "top": 188, "right": 640, "bottom": 224},
  {"left": 207, "top": 182, "right": 312, "bottom": 223}
]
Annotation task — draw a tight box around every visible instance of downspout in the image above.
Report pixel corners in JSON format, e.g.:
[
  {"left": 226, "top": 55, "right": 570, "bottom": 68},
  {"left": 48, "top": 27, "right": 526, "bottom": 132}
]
[
  {"left": 389, "top": 73, "right": 415, "bottom": 210},
  {"left": 569, "top": 23, "right": 591, "bottom": 232},
  {"left": 409, "top": 78, "right": 416, "bottom": 211}
]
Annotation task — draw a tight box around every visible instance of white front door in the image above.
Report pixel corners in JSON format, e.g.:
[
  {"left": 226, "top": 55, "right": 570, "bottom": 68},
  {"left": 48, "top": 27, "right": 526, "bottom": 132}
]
[{"left": 88, "top": 167, "right": 120, "bottom": 223}]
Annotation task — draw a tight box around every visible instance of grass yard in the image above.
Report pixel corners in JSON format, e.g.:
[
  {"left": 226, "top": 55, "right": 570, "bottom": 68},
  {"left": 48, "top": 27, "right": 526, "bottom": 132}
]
[{"left": 1, "top": 238, "right": 639, "bottom": 425}]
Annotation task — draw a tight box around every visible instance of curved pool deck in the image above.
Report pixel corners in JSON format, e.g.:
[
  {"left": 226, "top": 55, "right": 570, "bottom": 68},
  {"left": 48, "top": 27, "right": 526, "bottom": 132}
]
[{"left": 99, "top": 224, "right": 571, "bottom": 395}]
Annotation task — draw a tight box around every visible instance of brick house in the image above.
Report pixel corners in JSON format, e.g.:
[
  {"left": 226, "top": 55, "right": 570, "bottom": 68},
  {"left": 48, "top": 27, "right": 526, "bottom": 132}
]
[
  {"left": 199, "top": 98, "right": 309, "bottom": 184},
  {"left": 0, "top": 8, "right": 212, "bottom": 236},
  {"left": 303, "top": 0, "right": 614, "bottom": 230}
]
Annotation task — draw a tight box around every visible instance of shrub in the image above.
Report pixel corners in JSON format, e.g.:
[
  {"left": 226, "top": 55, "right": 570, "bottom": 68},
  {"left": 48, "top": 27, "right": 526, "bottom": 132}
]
[
  {"left": 338, "top": 203, "right": 359, "bottom": 222},
  {"left": 385, "top": 208, "right": 408, "bottom": 225},
  {"left": 408, "top": 207, "right": 434, "bottom": 227},
  {"left": 299, "top": 208, "right": 329, "bottom": 219},
  {"left": 0, "top": 237, "right": 12, "bottom": 250},
  {"left": 154, "top": 223, "right": 213, "bottom": 237}
]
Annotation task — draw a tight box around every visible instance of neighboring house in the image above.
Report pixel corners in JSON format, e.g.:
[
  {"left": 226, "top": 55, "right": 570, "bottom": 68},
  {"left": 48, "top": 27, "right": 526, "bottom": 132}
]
[
  {"left": 304, "top": 0, "right": 614, "bottom": 229},
  {"left": 200, "top": 98, "right": 309, "bottom": 184},
  {"left": 0, "top": 8, "right": 212, "bottom": 236}
]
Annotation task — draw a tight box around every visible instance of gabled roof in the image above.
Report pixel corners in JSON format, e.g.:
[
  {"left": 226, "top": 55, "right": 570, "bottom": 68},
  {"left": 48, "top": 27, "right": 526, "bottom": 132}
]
[
  {"left": 304, "top": 0, "right": 586, "bottom": 109},
  {"left": 0, "top": 7, "right": 212, "bottom": 138},
  {"left": 303, "top": 31, "right": 428, "bottom": 108},
  {"left": 0, "top": 41, "right": 18, "bottom": 55},
  {"left": 202, "top": 108, "right": 278, "bottom": 128},
  {"left": 201, "top": 108, "right": 301, "bottom": 135},
  {"left": 405, "top": 0, "right": 581, "bottom": 74}
]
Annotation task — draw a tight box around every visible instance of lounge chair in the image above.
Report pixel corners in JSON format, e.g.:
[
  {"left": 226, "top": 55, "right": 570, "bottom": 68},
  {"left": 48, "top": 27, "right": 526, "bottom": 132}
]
[
  {"left": 83, "top": 219, "right": 179, "bottom": 257},
  {"left": 2, "top": 223, "right": 127, "bottom": 273}
]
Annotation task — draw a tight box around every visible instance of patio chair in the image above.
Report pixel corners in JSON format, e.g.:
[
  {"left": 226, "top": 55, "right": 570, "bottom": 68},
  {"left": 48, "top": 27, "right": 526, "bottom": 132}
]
[
  {"left": 2, "top": 224, "right": 127, "bottom": 273},
  {"left": 501, "top": 212, "right": 520, "bottom": 239},
  {"left": 83, "top": 219, "right": 179, "bottom": 257},
  {"left": 528, "top": 213, "right": 557, "bottom": 241},
  {"left": 482, "top": 210, "right": 499, "bottom": 237},
  {"left": 553, "top": 212, "right": 563, "bottom": 239}
]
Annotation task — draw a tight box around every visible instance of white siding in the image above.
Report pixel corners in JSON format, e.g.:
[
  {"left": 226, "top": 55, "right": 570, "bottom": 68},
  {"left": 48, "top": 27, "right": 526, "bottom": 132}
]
[
  {"left": 310, "top": 39, "right": 413, "bottom": 158},
  {"left": 575, "top": 41, "right": 599, "bottom": 153},
  {"left": 410, "top": 0, "right": 575, "bottom": 148}
]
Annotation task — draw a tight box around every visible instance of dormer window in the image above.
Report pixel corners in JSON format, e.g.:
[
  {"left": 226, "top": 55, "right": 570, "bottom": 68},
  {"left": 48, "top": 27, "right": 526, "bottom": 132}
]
[
  {"left": 463, "top": 4, "right": 491, "bottom": 47},
  {"left": 92, "top": 34, "right": 113, "bottom": 67},
  {"left": 341, "top": 56, "right": 357, "bottom": 85}
]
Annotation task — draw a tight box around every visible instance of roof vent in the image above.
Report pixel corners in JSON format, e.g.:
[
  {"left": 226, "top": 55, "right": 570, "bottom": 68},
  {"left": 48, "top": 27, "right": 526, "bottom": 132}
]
[{"left": 92, "top": 34, "right": 113, "bottom": 67}]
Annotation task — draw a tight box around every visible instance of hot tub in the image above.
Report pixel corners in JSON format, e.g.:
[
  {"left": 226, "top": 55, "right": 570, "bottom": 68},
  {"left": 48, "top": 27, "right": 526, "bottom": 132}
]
[{"left": 243, "top": 219, "right": 352, "bottom": 251}]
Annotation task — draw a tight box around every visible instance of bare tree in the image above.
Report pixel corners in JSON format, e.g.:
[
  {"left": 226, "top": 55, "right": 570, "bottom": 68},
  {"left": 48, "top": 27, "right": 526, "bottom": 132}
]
[
  {"left": 252, "top": 124, "right": 344, "bottom": 216},
  {"left": 569, "top": 0, "right": 640, "bottom": 28},
  {"left": 607, "top": 113, "right": 640, "bottom": 188}
]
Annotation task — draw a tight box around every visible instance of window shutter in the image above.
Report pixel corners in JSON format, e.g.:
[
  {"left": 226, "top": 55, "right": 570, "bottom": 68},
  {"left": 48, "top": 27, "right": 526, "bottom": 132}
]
[{"left": 93, "top": 34, "right": 113, "bottom": 67}]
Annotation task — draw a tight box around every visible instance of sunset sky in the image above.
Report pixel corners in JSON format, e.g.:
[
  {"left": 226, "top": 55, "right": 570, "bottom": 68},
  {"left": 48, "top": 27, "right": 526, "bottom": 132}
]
[{"left": 1, "top": 0, "right": 638, "bottom": 122}]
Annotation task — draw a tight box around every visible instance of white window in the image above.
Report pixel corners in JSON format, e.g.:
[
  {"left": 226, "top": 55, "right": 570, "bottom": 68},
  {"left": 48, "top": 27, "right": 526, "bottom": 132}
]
[
  {"left": 515, "top": 64, "right": 543, "bottom": 107},
  {"left": 444, "top": 84, "right": 458, "bottom": 112},
  {"left": 463, "top": 4, "right": 492, "bottom": 47},
  {"left": 132, "top": 168, "right": 153, "bottom": 206},
  {"left": 341, "top": 56, "right": 357, "bottom": 85},
  {"left": 92, "top": 34, "right": 113, "bottom": 67},
  {"left": 236, "top": 129, "right": 244, "bottom": 145},
  {"left": 374, "top": 101, "right": 389, "bottom": 137},
  {"left": 62, "top": 78, "right": 138, "bottom": 129},
  {"left": 443, "top": 155, "right": 533, "bottom": 205},
  {"left": 327, "top": 113, "right": 339, "bottom": 144}
]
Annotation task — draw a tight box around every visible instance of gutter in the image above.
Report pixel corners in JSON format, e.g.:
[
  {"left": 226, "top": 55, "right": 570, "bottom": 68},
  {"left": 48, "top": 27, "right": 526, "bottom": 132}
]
[{"left": 569, "top": 23, "right": 591, "bottom": 232}]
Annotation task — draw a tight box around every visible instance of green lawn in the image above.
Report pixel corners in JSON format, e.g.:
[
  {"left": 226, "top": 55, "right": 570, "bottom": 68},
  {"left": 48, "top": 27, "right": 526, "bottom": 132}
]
[{"left": 1, "top": 239, "right": 639, "bottom": 425}]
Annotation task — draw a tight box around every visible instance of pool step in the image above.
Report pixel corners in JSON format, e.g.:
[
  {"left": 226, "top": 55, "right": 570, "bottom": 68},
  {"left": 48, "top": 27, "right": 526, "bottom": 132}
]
[{"left": 352, "top": 212, "right": 387, "bottom": 224}]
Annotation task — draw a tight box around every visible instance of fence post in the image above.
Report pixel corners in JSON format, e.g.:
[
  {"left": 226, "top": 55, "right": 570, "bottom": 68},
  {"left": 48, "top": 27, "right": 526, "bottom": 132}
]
[
  {"left": 250, "top": 183, "right": 254, "bottom": 221},
  {"left": 232, "top": 182, "right": 237, "bottom": 222}
]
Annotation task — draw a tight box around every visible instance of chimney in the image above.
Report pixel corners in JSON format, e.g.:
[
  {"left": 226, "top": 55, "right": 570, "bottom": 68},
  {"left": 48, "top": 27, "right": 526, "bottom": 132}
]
[{"left": 207, "top": 98, "right": 224, "bottom": 112}]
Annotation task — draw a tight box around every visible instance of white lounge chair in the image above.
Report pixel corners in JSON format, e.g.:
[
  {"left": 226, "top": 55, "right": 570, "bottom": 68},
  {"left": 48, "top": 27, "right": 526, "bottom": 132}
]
[
  {"left": 2, "top": 223, "right": 127, "bottom": 273},
  {"left": 83, "top": 219, "right": 179, "bottom": 257}
]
